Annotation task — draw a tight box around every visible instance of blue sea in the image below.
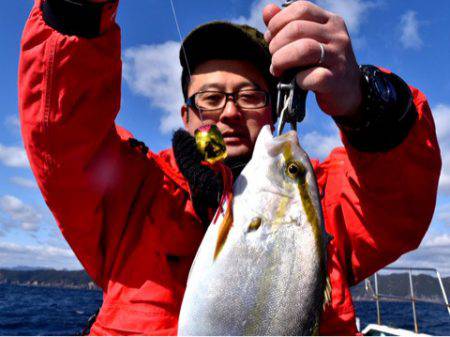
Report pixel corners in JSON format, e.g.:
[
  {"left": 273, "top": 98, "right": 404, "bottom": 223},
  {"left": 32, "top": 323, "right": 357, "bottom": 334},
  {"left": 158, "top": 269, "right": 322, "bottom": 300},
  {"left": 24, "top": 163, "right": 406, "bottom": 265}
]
[{"left": 0, "top": 284, "right": 449, "bottom": 335}]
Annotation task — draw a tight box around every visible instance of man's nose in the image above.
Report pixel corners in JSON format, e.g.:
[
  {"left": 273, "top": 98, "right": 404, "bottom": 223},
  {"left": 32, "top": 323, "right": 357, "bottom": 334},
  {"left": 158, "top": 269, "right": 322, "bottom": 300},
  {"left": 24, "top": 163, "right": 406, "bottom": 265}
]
[{"left": 220, "top": 98, "right": 243, "bottom": 121}]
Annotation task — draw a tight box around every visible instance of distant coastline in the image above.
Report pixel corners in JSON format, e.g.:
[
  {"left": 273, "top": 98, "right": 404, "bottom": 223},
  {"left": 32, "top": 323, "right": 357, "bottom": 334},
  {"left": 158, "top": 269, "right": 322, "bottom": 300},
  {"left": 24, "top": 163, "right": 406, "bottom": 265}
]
[
  {"left": 0, "top": 281, "right": 100, "bottom": 291},
  {"left": 0, "top": 268, "right": 99, "bottom": 291},
  {"left": 351, "top": 273, "right": 450, "bottom": 303},
  {"left": 1, "top": 268, "right": 449, "bottom": 302}
]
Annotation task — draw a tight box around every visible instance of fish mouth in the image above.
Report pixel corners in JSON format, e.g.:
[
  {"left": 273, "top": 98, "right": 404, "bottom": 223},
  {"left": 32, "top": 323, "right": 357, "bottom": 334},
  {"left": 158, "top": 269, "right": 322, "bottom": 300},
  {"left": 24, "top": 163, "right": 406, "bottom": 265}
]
[{"left": 267, "top": 132, "right": 300, "bottom": 157}]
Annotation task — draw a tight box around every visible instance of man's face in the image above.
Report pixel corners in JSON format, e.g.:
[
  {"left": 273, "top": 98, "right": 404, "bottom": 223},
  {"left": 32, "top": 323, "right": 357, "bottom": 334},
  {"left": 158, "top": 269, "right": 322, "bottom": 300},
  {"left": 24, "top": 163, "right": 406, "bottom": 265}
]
[{"left": 182, "top": 59, "right": 273, "bottom": 159}]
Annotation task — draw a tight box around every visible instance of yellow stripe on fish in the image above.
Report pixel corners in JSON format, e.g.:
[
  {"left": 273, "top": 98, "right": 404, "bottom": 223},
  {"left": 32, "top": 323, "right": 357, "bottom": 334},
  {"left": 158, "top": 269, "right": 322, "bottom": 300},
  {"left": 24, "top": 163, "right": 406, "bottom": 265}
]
[{"left": 282, "top": 143, "right": 326, "bottom": 273}]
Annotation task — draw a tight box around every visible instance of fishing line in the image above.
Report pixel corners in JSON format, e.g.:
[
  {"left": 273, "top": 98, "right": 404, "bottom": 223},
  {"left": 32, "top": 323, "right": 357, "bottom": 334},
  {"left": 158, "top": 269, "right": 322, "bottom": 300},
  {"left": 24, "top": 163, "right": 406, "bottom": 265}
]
[
  {"left": 169, "top": 0, "right": 192, "bottom": 80},
  {"left": 168, "top": 0, "right": 202, "bottom": 123}
]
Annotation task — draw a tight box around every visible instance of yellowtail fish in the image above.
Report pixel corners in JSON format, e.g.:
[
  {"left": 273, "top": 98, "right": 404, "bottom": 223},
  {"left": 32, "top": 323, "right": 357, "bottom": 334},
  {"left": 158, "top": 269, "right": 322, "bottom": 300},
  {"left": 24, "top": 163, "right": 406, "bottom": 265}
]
[{"left": 178, "top": 125, "right": 331, "bottom": 335}]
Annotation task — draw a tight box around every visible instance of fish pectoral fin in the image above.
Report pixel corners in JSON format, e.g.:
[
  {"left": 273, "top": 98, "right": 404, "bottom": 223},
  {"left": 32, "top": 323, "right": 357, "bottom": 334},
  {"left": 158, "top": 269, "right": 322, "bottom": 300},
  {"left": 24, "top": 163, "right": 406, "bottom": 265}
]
[
  {"left": 213, "top": 204, "right": 233, "bottom": 260},
  {"left": 322, "top": 275, "right": 332, "bottom": 310}
]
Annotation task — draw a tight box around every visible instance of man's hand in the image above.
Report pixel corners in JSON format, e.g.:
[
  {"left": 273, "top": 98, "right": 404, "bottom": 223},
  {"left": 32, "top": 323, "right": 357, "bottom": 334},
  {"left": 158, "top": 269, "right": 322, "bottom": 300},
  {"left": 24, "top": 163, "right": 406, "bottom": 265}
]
[{"left": 263, "top": 1, "right": 362, "bottom": 118}]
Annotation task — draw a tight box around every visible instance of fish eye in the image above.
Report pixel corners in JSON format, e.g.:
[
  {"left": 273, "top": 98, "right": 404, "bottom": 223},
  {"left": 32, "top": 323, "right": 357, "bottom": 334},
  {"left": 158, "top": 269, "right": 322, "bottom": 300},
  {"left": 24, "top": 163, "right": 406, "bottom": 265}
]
[{"left": 285, "top": 161, "right": 305, "bottom": 180}]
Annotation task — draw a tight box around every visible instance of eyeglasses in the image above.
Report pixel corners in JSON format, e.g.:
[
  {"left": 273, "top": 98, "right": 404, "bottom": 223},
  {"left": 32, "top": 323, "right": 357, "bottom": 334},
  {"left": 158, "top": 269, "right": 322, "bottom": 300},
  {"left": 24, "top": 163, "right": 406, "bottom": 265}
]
[{"left": 186, "top": 89, "right": 270, "bottom": 118}]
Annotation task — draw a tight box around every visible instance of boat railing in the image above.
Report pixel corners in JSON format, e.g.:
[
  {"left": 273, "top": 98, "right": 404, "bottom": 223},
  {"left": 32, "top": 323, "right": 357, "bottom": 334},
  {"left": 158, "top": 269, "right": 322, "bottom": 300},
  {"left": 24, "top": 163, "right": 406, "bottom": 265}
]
[{"left": 364, "top": 266, "right": 450, "bottom": 334}]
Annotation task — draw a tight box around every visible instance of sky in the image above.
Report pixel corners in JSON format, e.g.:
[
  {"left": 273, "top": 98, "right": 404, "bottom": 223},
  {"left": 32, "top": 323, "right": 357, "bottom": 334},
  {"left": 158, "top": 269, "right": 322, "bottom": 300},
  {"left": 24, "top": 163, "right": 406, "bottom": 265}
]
[{"left": 0, "top": 0, "right": 449, "bottom": 278}]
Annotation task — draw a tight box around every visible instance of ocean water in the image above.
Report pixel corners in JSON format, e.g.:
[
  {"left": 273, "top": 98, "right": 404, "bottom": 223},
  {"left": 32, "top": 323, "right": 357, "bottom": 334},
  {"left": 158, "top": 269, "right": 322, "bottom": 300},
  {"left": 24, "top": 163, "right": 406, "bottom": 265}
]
[
  {"left": 354, "top": 301, "right": 450, "bottom": 335},
  {"left": 0, "top": 284, "right": 449, "bottom": 335},
  {"left": 0, "top": 285, "right": 102, "bottom": 336}
]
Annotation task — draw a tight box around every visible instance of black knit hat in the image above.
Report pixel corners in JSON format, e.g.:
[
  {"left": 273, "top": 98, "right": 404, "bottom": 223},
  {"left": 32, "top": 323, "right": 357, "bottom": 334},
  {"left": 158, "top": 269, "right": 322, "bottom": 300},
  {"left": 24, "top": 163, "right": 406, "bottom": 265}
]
[{"left": 179, "top": 21, "right": 277, "bottom": 119}]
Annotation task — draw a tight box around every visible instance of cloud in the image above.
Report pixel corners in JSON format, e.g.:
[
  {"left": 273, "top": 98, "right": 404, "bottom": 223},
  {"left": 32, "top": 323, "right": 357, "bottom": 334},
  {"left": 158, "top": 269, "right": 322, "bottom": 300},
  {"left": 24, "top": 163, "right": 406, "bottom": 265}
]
[
  {"left": 300, "top": 129, "right": 342, "bottom": 160},
  {"left": 434, "top": 104, "right": 450, "bottom": 142},
  {"left": 0, "top": 242, "right": 74, "bottom": 257},
  {"left": 391, "top": 233, "right": 450, "bottom": 276},
  {"left": 0, "top": 241, "right": 81, "bottom": 270},
  {"left": 399, "top": 10, "right": 423, "bottom": 50},
  {"left": 233, "top": 0, "right": 283, "bottom": 32},
  {"left": 4, "top": 114, "right": 20, "bottom": 132},
  {"left": 436, "top": 203, "right": 450, "bottom": 226},
  {"left": 432, "top": 104, "right": 450, "bottom": 195},
  {"left": 10, "top": 176, "right": 38, "bottom": 189},
  {"left": 315, "top": 0, "right": 379, "bottom": 34},
  {"left": 0, "top": 144, "right": 29, "bottom": 168},
  {"left": 123, "top": 41, "right": 184, "bottom": 133},
  {"left": 0, "top": 195, "right": 42, "bottom": 232},
  {"left": 423, "top": 233, "right": 450, "bottom": 247}
]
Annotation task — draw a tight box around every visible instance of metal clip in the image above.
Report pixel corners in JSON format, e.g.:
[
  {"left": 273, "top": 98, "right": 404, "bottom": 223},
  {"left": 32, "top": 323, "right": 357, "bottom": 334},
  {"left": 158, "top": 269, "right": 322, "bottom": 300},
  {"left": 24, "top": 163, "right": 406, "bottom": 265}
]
[
  {"left": 276, "top": 0, "right": 308, "bottom": 135},
  {"left": 276, "top": 79, "right": 307, "bottom": 135}
]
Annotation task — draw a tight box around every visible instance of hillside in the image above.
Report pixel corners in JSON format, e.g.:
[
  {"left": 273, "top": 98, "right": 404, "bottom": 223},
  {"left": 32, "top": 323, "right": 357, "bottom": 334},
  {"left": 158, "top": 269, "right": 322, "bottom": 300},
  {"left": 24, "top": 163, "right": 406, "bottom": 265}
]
[
  {"left": 351, "top": 273, "right": 450, "bottom": 303},
  {"left": 1, "top": 268, "right": 449, "bottom": 301},
  {"left": 0, "top": 268, "right": 98, "bottom": 290}
]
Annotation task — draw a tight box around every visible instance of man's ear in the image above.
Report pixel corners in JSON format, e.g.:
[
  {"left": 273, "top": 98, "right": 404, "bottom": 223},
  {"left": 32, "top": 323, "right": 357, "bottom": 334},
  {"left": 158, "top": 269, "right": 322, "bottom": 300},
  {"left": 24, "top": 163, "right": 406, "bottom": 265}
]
[{"left": 181, "top": 104, "right": 189, "bottom": 125}]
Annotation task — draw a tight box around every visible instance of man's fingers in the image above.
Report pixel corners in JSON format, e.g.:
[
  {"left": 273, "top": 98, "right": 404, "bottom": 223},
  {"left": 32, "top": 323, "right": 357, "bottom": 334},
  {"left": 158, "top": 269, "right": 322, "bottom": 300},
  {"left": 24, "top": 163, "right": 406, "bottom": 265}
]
[
  {"left": 266, "top": 1, "right": 330, "bottom": 42},
  {"left": 269, "top": 20, "right": 328, "bottom": 54},
  {"left": 271, "top": 39, "right": 327, "bottom": 77},
  {"left": 263, "top": 4, "right": 281, "bottom": 27},
  {"left": 295, "top": 66, "right": 334, "bottom": 93}
]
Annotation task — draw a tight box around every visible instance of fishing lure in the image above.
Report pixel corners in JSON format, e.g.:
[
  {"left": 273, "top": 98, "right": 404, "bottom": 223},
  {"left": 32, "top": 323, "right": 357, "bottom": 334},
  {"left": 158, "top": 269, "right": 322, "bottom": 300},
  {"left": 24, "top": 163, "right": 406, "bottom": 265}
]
[{"left": 194, "top": 124, "right": 227, "bottom": 164}]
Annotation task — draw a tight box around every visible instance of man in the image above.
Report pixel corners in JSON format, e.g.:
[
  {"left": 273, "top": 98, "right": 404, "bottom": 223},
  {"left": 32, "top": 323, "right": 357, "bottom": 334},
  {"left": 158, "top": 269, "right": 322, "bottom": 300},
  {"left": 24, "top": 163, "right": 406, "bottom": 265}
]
[{"left": 19, "top": 0, "right": 441, "bottom": 335}]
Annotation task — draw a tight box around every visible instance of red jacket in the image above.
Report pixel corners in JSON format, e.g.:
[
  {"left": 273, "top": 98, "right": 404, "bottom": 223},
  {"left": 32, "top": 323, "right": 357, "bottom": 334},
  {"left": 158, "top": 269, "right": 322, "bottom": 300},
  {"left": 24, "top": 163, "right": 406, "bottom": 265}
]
[{"left": 19, "top": 1, "right": 441, "bottom": 335}]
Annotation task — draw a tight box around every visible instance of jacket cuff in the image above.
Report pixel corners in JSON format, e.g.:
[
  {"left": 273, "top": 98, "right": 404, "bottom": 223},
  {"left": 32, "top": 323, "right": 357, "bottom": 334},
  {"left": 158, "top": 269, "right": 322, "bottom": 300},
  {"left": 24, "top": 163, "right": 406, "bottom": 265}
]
[
  {"left": 41, "top": 0, "right": 118, "bottom": 38},
  {"left": 335, "top": 71, "right": 418, "bottom": 153}
]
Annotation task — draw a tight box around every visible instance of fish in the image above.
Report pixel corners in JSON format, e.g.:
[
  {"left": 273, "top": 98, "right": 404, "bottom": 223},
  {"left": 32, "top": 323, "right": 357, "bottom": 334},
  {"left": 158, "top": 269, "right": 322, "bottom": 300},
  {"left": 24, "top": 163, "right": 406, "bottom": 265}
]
[{"left": 178, "top": 125, "right": 331, "bottom": 335}]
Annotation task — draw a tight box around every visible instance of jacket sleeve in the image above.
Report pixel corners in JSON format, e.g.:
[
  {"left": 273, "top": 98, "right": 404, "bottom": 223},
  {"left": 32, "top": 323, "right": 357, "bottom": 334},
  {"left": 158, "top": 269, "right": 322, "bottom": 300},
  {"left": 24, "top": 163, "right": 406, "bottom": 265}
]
[
  {"left": 321, "top": 86, "right": 441, "bottom": 286},
  {"left": 18, "top": 0, "right": 162, "bottom": 288}
]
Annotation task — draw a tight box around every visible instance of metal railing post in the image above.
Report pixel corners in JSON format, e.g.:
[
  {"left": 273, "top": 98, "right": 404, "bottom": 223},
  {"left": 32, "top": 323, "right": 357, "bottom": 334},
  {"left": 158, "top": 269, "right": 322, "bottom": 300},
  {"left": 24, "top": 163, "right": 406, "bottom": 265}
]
[
  {"left": 436, "top": 270, "right": 450, "bottom": 316},
  {"left": 374, "top": 273, "right": 381, "bottom": 325},
  {"left": 364, "top": 266, "right": 450, "bottom": 334},
  {"left": 408, "top": 269, "right": 419, "bottom": 333}
]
